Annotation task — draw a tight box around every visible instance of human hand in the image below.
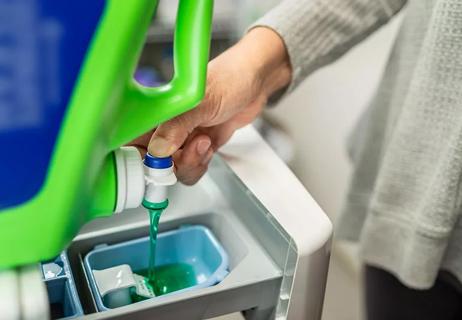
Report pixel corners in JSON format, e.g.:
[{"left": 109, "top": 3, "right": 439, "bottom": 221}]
[{"left": 130, "top": 27, "right": 291, "bottom": 185}]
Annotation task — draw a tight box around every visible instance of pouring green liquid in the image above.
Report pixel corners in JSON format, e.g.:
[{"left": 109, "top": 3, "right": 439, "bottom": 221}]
[
  {"left": 133, "top": 200, "right": 197, "bottom": 300},
  {"left": 147, "top": 207, "right": 163, "bottom": 282},
  {"left": 142, "top": 199, "right": 169, "bottom": 285}
]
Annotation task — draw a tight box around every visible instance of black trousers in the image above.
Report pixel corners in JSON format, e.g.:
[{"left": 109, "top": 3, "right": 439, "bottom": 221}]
[{"left": 365, "top": 266, "right": 462, "bottom": 320}]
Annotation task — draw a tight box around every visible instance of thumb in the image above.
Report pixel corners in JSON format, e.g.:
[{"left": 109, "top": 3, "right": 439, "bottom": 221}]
[{"left": 148, "top": 108, "right": 204, "bottom": 157}]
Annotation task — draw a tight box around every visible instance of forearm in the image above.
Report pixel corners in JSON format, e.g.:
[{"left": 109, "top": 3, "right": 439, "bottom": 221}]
[
  {"left": 253, "top": 0, "right": 407, "bottom": 92},
  {"left": 210, "top": 26, "right": 292, "bottom": 103},
  {"left": 238, "top": 27, "right": 292, "bottom": 99}
]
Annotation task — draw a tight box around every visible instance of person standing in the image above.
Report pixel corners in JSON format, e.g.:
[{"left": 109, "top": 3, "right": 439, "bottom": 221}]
[{"left": 132, "top": 1, "right": 462, "bottom": 318}]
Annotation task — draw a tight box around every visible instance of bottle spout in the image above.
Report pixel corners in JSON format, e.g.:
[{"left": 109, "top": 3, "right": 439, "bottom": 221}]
[
  {"left": 90, "top": 149, "right": 177, "bottom": 217},
  {"left": 143, "top": 154, "right": 177, "bottom": 207}
]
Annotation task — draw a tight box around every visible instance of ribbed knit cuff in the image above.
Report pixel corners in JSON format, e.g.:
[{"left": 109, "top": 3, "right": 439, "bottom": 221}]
[
  {"left": 249, "top": 0, "right": 406, "bottom": 98},
  {"left": 360, "top": 213, "right": 450, "bottom": 289}
]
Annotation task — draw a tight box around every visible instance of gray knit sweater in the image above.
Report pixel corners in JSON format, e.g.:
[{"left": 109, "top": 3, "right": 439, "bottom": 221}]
[{"left": 255, "top": 0, "right": 462, "bottom": 289}]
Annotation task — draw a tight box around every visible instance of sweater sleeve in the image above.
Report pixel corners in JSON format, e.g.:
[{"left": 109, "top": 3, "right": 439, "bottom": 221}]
[{"left": 251, "top": 0, "right": 407, "bottom": 93}]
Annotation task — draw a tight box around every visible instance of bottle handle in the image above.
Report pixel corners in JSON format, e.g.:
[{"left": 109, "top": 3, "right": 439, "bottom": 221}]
[{"left": 110, "top": 0, "right": 214, "bottom": 149}]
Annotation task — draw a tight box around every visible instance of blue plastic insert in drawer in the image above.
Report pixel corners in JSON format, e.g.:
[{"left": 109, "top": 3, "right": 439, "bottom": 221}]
[
  {"left": 84, "top": 225, "right": 229, "bottom": 311},
  {"left": 41, "top": 252, "right": 83, "bottom": 319}
]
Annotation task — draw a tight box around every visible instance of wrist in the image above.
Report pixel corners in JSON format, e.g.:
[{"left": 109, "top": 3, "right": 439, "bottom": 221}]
[{"left": 241, "top": 27, "right": 292, "bottom": 100}]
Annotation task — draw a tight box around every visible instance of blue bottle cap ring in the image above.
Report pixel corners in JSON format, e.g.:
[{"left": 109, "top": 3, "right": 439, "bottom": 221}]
[{"left": 144, "top": 153, "right": 173, "bottom": 169}]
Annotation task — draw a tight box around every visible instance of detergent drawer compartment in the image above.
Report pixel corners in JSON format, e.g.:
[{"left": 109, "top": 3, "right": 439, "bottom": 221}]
[
  {"left": 84, "top": 225, "right": 229, "bottom": 311},
  {"left": 67, "top": 212, "right": 283, "bottom": 319},
  {"left": 41, "top": 253, "right": 83, "bottom": 319}
]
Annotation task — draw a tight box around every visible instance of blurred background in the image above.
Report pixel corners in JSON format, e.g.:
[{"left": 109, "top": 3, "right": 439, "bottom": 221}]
[{"left": 142, "top": 1, "right": 404, "bottom": 319}]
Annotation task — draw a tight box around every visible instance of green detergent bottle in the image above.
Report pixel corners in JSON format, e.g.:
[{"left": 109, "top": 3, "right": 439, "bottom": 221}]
[{"left": 0, "top": 0, "right": 213, "bottom": 268}]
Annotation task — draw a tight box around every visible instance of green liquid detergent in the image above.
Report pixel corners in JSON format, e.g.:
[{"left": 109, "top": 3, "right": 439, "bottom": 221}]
[
  {"left": 132, "top": 200, "right": 197, "bottom": 302},
  {"left": 136, "top": 263, "right": 197, "bottom": 296},
  {"left": 147, "top": 206, "right": 163, "bottom": 282}
]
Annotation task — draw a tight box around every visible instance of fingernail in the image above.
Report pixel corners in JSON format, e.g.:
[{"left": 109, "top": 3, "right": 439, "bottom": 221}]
[
  {"left": 197, "top": 140, "right": 211, "bottom": 155},
  {"left": 149, "top": 137, "right": 175, "bottom": 157},
  {"left": 201, "top": 149, "right": 214, "bottom": 165}
]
